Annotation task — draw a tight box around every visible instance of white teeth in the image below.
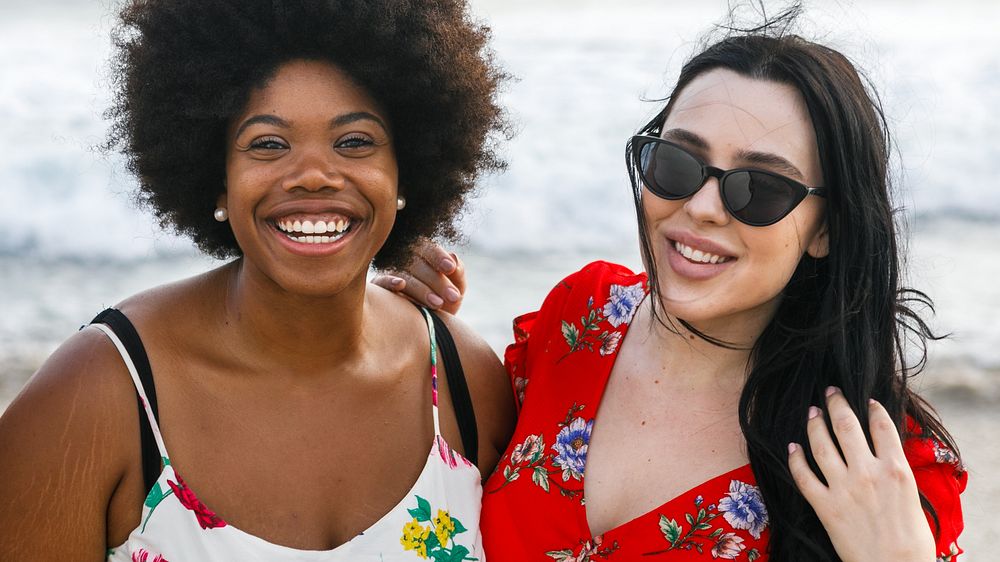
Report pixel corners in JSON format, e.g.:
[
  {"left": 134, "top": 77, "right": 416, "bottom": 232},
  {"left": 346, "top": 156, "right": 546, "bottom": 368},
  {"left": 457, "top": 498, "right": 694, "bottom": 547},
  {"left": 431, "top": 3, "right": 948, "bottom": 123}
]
[
  {"left": 674, "top": 241, "right": 728, "bottom": 264},
  {"left": 284, "top": 230, "right": 347, "bottom": 244},
  {"left": 275, "top": 216, "right": 353, "bottom": 239}
]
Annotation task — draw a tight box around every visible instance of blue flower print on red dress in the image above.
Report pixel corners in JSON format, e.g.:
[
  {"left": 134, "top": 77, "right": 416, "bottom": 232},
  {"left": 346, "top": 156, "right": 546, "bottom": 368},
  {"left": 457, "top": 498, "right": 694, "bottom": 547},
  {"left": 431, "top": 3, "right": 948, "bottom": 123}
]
[{"left": 718, "top": 480, "right": 769, "bottom": 540}]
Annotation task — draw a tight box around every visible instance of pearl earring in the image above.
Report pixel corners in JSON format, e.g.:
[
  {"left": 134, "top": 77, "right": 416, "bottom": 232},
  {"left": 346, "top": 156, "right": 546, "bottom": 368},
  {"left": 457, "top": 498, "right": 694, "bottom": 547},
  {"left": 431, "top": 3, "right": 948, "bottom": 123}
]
[
  {"left": 396, "top": 196, "right": 407, "bottom": 211},
  {"left": 214, "top": 207, "right": 228, "bottom": 222}
]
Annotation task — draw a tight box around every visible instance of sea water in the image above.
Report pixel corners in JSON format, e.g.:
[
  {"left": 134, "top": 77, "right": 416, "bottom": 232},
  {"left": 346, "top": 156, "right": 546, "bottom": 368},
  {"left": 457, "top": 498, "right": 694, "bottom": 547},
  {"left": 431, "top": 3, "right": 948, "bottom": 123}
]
[{"left": 2, "top": 0, "right": 999, "bottom": 405}]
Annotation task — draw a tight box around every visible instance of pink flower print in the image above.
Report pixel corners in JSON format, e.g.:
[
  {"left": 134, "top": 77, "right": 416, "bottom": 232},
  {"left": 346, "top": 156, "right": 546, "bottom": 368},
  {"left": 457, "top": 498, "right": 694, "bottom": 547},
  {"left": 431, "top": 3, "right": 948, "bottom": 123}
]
[
  {"left": 513, "top": 376, "right": 528, "bottom": 405},
  {"left": 598, "top": 332, "right": 621, "bottom": 356},
  {"left": 167, "top": 474, "right": 227, "bottom": 530},
  {"left": 711, "top": 532, "right": 745, "bottom": 559},
  {"left": 132, "top": 549, "right": 168, "bottom": 562},
  {"left": 509, "top": 434, "right": 543, "bottom": 466},
  {"left": 436, "top": 435, "right": 473, "bottom": 469}
]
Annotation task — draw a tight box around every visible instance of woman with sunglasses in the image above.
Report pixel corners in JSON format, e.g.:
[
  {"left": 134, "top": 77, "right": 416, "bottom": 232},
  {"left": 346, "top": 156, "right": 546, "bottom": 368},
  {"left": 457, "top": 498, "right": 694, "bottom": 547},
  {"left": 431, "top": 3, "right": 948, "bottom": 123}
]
[{"left": 379, "top": 28, "right": 966, "bottom": 562}]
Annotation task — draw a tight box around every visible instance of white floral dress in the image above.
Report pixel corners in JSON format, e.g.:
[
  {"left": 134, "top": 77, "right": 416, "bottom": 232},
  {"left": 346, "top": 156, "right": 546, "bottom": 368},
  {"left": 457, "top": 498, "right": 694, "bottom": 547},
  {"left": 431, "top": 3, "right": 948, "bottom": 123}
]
[{"left": 96, "top": 308, "right": 485, "bottom": 562}]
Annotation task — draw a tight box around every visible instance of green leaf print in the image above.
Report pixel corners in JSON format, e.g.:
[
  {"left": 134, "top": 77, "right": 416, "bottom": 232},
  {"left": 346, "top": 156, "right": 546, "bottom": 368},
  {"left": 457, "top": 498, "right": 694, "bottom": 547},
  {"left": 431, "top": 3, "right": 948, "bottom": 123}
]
[
  {"left": 449, "top": 544, "right": 471, "bottom": 562},
  {"left": 532, "top": 465, "right": 551, "bottom": 492},
  {"left": 140, "top": 482, "right": 173, "bottom": 533},
  {"left": 407, "top": 495, "right": 433, "bottom": 522},
  {"left": 659, "top": 515, "right": 682, "bottom": 545},
  {"left": 561, "top": 321, "right": 579, "bottom": 348},
  {"left": 452, "top": 517, "right": 467, "bottom": 535},
  {"left": 748, "top": 549, "right": 761, "bottom": 561}
]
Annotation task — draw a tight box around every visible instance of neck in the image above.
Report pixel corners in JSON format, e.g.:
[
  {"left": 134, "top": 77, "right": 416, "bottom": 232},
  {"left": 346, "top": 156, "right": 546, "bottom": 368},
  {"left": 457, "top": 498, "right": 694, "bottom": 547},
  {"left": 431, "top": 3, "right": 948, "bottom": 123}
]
[
  {"left": 218, "top": 259, "right": 372, "bottom": 375},
  {"left": 637, "top": 297, "right": 769, "bottom": 392}
]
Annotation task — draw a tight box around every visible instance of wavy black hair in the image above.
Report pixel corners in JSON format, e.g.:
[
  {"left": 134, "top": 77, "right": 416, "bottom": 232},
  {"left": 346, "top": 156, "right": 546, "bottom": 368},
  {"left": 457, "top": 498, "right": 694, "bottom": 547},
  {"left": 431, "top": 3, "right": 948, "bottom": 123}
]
[
  {"left": 105, "top": 0, "right": 510, "bottom": 268},
  {"left": 625, "top": 10, "right": 959, "bottom": 562}
]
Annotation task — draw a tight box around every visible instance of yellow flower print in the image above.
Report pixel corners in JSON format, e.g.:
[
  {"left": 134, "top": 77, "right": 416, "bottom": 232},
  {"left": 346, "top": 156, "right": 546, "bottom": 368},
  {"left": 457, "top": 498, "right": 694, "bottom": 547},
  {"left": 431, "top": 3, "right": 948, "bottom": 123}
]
[
  {"left": 433, "top": 509, "right": 456, "bottom": 546},
  {"left": 400, "top": 517, "right": 432, "bottom": 559}
]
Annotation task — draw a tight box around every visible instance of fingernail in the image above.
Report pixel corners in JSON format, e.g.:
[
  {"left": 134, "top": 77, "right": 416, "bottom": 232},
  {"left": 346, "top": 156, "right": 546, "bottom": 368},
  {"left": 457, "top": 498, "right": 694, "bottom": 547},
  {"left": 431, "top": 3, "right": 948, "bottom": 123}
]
[
  {"left": 439, "top": 258, "right": 456, "bottom": 272},
  {"left": 788, "top": 442, "right": 799, "bottom": 454},
  {"left": 427, "top": 293, "right": 445, "bottom": 308},
  {"left": 825, "top": 386, "right": 839, "bottom": 397},
  {"left": 869, "top": 398, "right": 878, "bottom": 406},
  {"left": 808, "top": 406, "right": 821, "bottom": 420},
  {"left": 390, "top": 277, "right": 404, "bottom": 286},
  {"left": 444, "top": 287, "right": 461, "bottom": 303}
]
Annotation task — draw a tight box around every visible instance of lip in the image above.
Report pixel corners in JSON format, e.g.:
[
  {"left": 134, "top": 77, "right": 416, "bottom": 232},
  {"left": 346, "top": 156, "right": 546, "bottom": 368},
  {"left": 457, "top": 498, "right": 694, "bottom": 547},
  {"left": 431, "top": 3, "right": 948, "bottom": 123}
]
[
  {"left": 263, "top": 199, "right": 365, "bottom": 258},
  {"left": 662, "top": 229, "right": 737, "bottom": 281}
]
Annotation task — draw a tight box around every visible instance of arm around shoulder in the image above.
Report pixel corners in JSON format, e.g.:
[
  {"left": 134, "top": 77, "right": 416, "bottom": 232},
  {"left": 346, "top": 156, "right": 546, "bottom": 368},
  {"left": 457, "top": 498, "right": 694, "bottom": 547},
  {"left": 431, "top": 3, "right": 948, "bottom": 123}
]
[{"left": 0, "top": 326, "right": 138, "bottom": 561}]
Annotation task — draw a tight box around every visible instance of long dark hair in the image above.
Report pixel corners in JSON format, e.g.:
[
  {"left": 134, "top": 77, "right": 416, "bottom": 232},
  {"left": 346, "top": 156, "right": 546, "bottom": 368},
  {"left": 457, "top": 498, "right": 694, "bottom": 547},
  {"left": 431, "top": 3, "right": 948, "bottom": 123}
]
[{"left": 625, "top": 26, "right": 959, "bottom": 562}]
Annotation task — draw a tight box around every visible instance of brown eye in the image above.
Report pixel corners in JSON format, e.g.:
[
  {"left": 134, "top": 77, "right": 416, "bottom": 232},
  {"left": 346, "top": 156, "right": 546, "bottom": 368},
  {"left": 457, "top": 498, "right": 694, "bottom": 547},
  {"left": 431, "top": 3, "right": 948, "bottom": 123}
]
[
  {"left": 335, "top": 135, "right": 375, "bottom": 150},
  {"left": 248, "top": 136, "right": 288, "bottom": 150}
]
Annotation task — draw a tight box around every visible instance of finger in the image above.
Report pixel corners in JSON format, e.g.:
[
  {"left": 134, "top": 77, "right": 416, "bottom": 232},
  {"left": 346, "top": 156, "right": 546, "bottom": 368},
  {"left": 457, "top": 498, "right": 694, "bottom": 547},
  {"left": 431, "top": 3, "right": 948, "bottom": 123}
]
[
  {"left": 447, "top": 252, "right": 467, "bottom": 295},
  {"left": 824, "top": 386, "right": 873, "bottom": 467},
  {"left": 806, "top": 404, "right": 847, "bottom": 484},
  {"left": 788, "top": 442, "right": 829, "bottom": 506},
  {"left": 407, "top": 257, "right": 461, "bottom": 307},
  {"left": 380, "top": 270, "right": 445, "bottom": 310},
  {"left": 867, "top": 399, "right": 906, "bottom": 460},
  {"left": 371, "top": 274, "right": 407, "bottom": 293},
  {"left": 414, "top": 240, "right": 458, "bottom": 274}
]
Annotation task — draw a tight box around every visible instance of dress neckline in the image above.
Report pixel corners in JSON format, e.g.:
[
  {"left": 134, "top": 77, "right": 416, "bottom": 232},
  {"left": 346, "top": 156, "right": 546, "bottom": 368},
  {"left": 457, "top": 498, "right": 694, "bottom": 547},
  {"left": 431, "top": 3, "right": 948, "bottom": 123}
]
[{"left": 574, "top": 279, "right": 754, "bottom": 540}]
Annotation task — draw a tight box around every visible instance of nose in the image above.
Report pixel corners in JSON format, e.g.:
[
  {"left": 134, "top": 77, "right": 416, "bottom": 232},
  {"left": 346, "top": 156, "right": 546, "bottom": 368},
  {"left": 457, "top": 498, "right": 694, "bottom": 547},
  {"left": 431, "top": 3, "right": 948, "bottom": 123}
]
[
  {"left": 682, "top": 176, "right": 731, "bottom": 226},
  {"left": 281, "top": 146, "right": 346, "bottom": 192}
]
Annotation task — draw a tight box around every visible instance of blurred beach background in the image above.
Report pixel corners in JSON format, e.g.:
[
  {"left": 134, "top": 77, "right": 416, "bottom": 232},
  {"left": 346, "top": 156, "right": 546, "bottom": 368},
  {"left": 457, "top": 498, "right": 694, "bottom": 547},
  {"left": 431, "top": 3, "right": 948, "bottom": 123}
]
[{"left": 1, "top": 0, "right": 997, "bottom": 556}]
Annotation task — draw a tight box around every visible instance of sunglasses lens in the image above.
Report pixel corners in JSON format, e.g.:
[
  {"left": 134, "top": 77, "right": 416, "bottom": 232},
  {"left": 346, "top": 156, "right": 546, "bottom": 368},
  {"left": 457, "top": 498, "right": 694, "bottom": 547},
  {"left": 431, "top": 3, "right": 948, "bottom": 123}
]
[
  {"left": 723, "top": 171, "right": 799, "bottom": 225},
  {"left": 638, "top": 140, "right": 703, "bottom": 199}
]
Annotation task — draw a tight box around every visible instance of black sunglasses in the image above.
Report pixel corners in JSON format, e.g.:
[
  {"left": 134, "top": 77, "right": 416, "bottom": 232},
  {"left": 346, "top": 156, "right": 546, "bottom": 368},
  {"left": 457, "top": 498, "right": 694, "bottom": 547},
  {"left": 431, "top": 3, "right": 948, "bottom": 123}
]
[{"left": 630, "top": 135, "right": 827, "bottom": 227}]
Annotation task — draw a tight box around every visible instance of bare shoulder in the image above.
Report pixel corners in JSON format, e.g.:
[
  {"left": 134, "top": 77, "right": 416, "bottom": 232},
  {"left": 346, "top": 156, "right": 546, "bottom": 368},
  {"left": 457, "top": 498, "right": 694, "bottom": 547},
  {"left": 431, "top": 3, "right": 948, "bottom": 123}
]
[
  {"left": 0, "top": 324, "right": 137, "bottom": 559},
  {"left": 433, "top": 310, "right": 516, "bottom": 472}
]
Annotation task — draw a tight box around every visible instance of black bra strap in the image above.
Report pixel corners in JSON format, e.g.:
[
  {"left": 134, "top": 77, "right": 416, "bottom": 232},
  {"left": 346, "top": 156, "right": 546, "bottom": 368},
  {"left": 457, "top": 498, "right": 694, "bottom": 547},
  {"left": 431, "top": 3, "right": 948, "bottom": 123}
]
[
  {"left": 428, "top": 310, "right": 479, "bottom": 467},
  {"left": 89, "top": 308, "right": 162, "bottom": 493}
]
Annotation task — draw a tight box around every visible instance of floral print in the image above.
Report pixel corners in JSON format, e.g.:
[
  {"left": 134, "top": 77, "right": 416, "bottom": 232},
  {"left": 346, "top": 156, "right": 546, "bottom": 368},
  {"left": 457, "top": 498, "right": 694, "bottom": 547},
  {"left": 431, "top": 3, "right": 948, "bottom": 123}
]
[
  {"left": 552, "top": 417, "right": 594, "bottom": 481},
  {"left": 167, "top": 474, "right": 227, "bottom": 530},
  {"left": 400, "top": 495, "right": 476, "bottom": 561},
  {"left": 601, "top": 282, "right": 645, "bottom": 327},
  {"left": 559, "top": 281, "right": 645, "bottom": 361},
  {"left": 480, "top": 262, "right": 966, "bottom": 561},
  {"left": 645, "top": 492, "right": 763, "bottom": 560},
  {"left": 546, "top": 535, "right": 620, "bottom": 561},
  {"left": 131, "top": 549, "right": 168, "bottom": 562},
  {"left": 489, "top": 404, "right": 590, "bottom": 500},
  {"left": 717, "top": 481, "right": 769, "bottom": 540},
  {"left": 437, "top": 435, "right": 474, "bottom": 470},
  {"left": 938, "top": 542, "right": 960, "bottom": 562}
]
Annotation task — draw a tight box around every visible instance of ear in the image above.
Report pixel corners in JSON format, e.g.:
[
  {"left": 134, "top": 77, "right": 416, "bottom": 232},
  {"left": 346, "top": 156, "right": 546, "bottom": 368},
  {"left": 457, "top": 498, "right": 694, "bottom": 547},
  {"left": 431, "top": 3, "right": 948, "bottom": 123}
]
[{"left": 806, "top": 222, "right": 829, "bottom": 259}]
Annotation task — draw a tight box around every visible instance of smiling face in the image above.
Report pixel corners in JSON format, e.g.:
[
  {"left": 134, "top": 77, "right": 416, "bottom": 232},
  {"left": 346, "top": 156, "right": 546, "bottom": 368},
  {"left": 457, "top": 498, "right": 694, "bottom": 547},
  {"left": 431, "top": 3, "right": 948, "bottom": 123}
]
[
  {"left": 221, "top": 59, "right": 398, "bottom": 297},
  {"left": 643, "top": 68, "right": 829, "bottom": 338}
]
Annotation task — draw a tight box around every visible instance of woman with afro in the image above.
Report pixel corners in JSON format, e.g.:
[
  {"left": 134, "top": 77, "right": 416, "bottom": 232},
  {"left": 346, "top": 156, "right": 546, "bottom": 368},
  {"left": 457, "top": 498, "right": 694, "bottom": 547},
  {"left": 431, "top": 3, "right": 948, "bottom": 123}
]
[{"left": 0, "top": 1, "right": 515, "bottom": 560}]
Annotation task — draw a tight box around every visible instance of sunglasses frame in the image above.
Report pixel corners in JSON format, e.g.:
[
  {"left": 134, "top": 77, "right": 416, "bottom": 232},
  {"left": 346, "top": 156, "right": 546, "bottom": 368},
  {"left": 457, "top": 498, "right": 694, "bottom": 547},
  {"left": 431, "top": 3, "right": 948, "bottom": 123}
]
[{"left": 630, "top": 135, "right": 827, "bottom": 227}]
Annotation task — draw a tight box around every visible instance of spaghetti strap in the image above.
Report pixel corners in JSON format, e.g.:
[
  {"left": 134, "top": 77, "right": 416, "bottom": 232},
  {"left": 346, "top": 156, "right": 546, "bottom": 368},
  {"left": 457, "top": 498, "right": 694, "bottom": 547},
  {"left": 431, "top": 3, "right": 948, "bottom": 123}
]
[
  {"left": 418, "top": 307, "right": 442, "bottom": 437},
  {"left": 91, "top": 322, "right": 170, "bottom": 461}
]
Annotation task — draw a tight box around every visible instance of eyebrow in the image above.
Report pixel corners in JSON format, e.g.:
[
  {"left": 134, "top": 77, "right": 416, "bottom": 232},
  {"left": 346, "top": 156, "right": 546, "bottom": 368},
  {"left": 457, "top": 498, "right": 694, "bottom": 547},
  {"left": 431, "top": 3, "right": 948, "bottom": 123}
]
[
  {"left": 331, "top": 111, "right": 388, "bottom": 132},
  {"left": 661, "top": 128, "right": 806, "bottom": 181},
  {"left": 233, "top": 111, "right": 389, "bottom": 139}
]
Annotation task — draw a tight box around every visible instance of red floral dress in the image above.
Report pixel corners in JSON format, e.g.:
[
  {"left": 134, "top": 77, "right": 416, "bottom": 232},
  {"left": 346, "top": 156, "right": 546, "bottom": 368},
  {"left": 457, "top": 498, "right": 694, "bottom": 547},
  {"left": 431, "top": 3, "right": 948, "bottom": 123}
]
[{"left": 480, "top": 261, "right": 967, "bottom": 562}]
